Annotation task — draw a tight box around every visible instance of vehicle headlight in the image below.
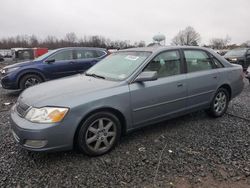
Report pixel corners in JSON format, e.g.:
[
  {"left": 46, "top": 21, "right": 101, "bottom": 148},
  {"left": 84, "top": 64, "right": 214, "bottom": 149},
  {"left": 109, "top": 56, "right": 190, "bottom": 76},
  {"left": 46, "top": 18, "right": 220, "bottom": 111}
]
[
  {"left": 25, "top": 107, "right": 69, "bottom": 123},
  {"left": 231, "top": 58, "right": 237, "bottom": 62},
  {"left": 2, "top": 67, "right": 20, "bottom": 74},
  {"left": 0, "top": 69, "right": 5, "bottom": 74}
]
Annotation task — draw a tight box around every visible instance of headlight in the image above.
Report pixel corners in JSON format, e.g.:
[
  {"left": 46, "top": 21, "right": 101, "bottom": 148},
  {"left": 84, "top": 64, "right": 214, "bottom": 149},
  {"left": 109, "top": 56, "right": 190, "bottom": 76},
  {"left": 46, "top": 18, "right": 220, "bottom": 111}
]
[
  {"left": 0, "top": 69, "right": 5, "bottom": 74},
  {"left": 231, "top": 58, "right": 237, "bottom": 62},
  {"left": 2, "top": 67, "right": 20, "bottom": 74},
  {"left": 25, "top": 107, "right": 69, "bottom": 123}
]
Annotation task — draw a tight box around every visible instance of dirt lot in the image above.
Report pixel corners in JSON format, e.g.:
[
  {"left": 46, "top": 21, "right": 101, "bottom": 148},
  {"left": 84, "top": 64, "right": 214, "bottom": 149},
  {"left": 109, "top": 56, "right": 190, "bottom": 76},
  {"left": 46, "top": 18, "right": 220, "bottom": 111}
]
[{"left": 0, "top": 61, "right": 249, "bottom": 187}]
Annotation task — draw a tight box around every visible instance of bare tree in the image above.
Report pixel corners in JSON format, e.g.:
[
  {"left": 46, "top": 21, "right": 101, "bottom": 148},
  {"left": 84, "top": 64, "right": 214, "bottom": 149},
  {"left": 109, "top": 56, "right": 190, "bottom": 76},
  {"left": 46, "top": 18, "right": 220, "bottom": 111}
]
[
  {"left": 172, "top": 26, "right": 201, "bottom": 46},
  {"left": 210, "top": 36, "right": 231, "bottom": 49},
  {"left": 240, "top": 40, "right": 250, "bottom": 47},
  {"left": 65, "top": 32, "right": 77, "bottom": 45},
  {"left": 29, "top": 35, "right": 39, "bottom": 47}
]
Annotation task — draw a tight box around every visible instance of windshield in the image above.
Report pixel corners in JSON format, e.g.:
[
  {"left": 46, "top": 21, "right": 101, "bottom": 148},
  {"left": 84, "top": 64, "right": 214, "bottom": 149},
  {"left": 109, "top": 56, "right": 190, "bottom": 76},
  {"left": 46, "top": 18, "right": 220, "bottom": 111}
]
[
  {"left": 86, "top": 51, "right": 151, "bottom": 81},
  {"left": 225, "top": 49, "right": 247, "bottom": 57},
  {"left": 34, "top": 50, "right": 57, "bottom": 61}
]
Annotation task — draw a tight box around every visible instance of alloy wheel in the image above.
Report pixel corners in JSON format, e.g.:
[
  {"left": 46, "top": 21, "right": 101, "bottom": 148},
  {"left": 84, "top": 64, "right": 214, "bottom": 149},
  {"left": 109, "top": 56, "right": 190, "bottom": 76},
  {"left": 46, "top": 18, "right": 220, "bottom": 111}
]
[
  {"left": 24, "top": 77, "right": 40, "bottom": 88},
  {"left": 214, "top": 91, "right": 227, "bottom": 114},
  {"left": 85, "top": 118, "right": 117, "bottom": 153}
]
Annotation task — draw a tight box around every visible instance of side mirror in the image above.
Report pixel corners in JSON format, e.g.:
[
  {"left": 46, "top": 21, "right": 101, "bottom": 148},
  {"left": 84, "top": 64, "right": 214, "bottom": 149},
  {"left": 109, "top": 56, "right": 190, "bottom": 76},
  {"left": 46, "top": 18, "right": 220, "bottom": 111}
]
[
  {"left": 134, "top": 71, "right": 158, "bottom": 82},
  {"left": 45, "top": 59, "right": 55, "bottom": 64}
]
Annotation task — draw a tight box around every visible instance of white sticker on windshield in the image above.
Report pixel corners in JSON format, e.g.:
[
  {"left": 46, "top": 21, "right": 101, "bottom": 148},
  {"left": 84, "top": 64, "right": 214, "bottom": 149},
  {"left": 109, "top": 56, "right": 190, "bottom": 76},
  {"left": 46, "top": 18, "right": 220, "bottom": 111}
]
[
  {"left": 118, "top": 74, "right": 126, "bottom": 79},
  {"left": 125, "top": 55, "right": 139, "bottom": 61}
]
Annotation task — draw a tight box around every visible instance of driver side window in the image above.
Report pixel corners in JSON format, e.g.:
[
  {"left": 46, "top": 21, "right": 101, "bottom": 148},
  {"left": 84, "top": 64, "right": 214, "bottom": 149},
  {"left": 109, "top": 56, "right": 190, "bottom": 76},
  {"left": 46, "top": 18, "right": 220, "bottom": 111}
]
[
  {"left": 48, "top": 50, "right": 73, "bottom": 62},
  {"left": 144, "top": 50, "right": 181, "bottom": 78}
]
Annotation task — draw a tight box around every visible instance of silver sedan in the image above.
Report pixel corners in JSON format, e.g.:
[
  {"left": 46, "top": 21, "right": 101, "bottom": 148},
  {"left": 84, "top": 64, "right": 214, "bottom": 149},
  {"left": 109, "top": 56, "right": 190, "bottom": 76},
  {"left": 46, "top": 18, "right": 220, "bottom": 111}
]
[{"left": 10, "top": 46, "right": 244, "bottom": 156}]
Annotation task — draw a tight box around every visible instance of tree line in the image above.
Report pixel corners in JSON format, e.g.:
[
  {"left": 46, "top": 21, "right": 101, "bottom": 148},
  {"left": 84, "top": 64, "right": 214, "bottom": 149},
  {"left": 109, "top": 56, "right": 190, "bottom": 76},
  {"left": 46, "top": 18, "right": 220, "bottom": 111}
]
[
  {"left": 0, "top": 32, "right": 146, "bottom": 49},
  {"left": 0, "top": 28, "right": 249, "bottom": 50},
  {"left": 170, "top": 26, "right": 250, "bottom": 49}
]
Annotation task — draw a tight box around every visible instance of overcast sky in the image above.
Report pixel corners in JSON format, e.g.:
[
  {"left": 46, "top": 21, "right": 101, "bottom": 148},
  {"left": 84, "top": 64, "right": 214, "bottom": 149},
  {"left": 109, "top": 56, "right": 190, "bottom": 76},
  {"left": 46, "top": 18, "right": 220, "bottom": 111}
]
[{"left": 0, "top": 0, "right": 249, "bottom": 45}]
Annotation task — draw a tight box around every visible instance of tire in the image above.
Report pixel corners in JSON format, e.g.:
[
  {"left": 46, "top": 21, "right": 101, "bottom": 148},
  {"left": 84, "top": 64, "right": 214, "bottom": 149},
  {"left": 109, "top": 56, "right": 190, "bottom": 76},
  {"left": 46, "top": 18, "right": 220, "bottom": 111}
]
[
  {"left": 206, "top": 88, "right": 229, "bottom": 117},
  {"left": 19, "top": 74, "right": 43, "bottom": 90},
  {"left": 76, "top": 111, "right": 121, "bottom": 156}
]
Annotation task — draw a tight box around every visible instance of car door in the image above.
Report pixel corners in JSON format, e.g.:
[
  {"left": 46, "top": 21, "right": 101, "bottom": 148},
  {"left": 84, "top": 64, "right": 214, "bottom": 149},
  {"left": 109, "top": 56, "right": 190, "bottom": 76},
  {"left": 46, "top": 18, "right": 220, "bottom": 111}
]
[
  {"left": 43, "top": 49, "right": 76, "bottom": 79},
  {"left": 129, "top": 50, "right": 187, "bottom": 127},
  {"left": 73, "top": 49, "right": 102, "bottom": 73},
  {"left": 183, "top": 49, "right": 220, "bottom": 109}
]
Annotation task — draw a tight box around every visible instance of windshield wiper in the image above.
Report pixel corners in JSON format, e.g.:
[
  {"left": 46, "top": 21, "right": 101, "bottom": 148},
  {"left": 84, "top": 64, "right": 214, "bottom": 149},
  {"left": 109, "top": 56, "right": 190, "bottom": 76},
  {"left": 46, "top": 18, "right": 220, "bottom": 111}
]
[{"left": 85, "top": 73, "right": 106, "bottom": 79}]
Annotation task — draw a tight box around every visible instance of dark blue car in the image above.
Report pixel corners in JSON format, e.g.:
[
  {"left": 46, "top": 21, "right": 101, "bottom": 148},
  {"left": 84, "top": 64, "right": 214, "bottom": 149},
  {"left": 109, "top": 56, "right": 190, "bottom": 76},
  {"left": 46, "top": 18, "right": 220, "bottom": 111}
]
[{"left": 0, "top": 47, "right": 109, "bottom": 90}]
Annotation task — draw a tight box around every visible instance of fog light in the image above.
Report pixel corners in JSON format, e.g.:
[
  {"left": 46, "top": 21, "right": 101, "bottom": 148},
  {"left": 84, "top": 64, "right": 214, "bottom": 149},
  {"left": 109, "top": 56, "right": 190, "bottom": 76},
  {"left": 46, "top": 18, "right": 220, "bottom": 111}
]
[{"left": 24, "top": 140, "right": 48, "bottom": 148}]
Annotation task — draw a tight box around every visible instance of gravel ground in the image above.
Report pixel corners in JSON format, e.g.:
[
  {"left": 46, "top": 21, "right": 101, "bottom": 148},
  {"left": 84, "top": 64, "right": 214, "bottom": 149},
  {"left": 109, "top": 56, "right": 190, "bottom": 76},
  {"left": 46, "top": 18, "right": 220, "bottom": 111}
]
[{"left": 0, "top": 62, "right": 249, "bottom": 187}]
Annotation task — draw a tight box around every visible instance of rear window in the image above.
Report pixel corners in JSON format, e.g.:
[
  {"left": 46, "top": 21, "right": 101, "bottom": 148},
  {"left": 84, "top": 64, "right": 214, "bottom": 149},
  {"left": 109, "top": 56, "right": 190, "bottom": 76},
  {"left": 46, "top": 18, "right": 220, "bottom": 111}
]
[{"left": 96, "top": 50, "right": 106, "bottom": 57}]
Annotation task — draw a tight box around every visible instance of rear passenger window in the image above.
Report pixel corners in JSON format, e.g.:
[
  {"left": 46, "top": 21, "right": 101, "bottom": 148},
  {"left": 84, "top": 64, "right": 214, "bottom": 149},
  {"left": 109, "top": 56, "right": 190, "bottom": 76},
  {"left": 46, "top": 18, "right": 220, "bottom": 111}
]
[
  {"left": 96, "top": 50, "right": 106, "bottom": 57},
  {"left": 212, "top": 57, "right": 224, "bottom": 68},
  {"left": 144, "top": 50, "right": 181, "bottom": 78},
  {"left": 184, "top": 50, "right": 213, "bottom": 73},
  {"left": 75, "top": 50, "right": 98, "bottom": 59}
]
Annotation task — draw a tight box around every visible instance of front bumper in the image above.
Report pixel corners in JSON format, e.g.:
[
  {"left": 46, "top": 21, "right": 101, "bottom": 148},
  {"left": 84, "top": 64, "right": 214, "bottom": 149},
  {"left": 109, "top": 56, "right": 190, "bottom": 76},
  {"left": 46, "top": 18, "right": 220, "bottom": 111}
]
[
  {"left": 0, "top": 74, "right": 19, "bottom": 89},
  {"left": 10, "top": 105, "right": 73, "bottom": 152}
]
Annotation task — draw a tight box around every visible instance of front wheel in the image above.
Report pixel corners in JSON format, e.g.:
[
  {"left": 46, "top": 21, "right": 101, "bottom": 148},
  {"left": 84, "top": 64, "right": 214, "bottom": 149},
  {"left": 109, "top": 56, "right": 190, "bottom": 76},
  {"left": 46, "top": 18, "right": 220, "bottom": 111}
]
[
  {"left": 76, "top": 112, "right": 121, "bottom": 156},
  {"left": 206, "top": 88, "right": 229, "bottom": 117},
  {"left": 19, "top": 74, "right": 43, "bottom": 90}
]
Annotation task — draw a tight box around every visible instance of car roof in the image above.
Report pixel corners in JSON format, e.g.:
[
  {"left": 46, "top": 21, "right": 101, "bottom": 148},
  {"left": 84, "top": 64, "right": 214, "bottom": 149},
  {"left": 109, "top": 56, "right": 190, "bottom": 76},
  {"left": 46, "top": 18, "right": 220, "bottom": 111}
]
[
  {"left": 56, "top": 47, "right": 107, "bottom": 51},
  {"left": 228, "top": 47, "right": 250, "bottom": 50},
  {"left": 119, "top": 46, "right": 213, "bottom": 53}
]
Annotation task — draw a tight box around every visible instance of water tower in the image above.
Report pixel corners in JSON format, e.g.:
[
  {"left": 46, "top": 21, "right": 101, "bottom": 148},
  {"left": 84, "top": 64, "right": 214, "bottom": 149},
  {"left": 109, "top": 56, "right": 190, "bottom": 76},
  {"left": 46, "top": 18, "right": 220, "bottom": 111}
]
[{"left": 153, "top": 34, "right": 166, "bottom": 45}]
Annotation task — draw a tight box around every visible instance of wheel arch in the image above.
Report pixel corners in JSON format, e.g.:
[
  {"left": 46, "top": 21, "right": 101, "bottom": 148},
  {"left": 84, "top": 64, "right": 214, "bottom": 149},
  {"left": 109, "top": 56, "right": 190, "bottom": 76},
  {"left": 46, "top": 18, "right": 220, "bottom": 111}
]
[
  {"left": 73, "top": 107, "right": 127, "bottom": 147},
  {"left": 17, "top": 70, "right": 46, "bottom": 87},
  {"left": 218, "top": 84, "right": 232, "bottom": 100}
]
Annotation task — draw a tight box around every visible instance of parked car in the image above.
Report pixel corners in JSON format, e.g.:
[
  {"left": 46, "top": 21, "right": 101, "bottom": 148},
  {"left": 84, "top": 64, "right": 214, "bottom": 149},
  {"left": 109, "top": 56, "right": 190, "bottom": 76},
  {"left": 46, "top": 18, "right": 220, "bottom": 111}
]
[
  {"left": 224, "top": 48, "right": 250, "bottom": 71},
  {"left": 246, "top": 66, "right": 250, "bottom": 83},
  {"left": 0, "top": 54, "right": 4, "bottom": 62},
  {"left": 10, "top": 46, "right": 244, "bottom": 156},
  {"left": 0, "top": 47, "right": 109, "bottom": 90}
]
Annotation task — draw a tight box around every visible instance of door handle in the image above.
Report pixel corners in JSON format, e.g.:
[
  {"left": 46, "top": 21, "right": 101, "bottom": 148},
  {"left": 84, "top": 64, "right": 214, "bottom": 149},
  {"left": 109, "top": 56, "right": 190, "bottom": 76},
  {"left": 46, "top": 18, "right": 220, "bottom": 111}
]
[{"left": 177, "top": 83, "right": 183, "bottom": 87}]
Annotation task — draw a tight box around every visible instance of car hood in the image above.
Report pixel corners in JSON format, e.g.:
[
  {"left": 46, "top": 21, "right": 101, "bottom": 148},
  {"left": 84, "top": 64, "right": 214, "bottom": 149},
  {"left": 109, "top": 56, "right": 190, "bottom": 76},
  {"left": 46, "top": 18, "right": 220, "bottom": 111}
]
[
  {"left": 19, "top": 74, "right": 120, "bottom": 107},
  {"left": 4, "top": 60, "right": 36, "bottom": 69},
  {"left": 224, "top": 55, "right": 244, "bottom": 59}
]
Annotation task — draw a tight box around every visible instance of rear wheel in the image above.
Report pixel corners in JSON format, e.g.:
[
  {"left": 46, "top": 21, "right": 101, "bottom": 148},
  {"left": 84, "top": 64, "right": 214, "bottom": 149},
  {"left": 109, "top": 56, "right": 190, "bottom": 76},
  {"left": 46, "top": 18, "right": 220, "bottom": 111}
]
[
  {"left": 19, "top": 74, "right": 43, "bottom": 90},
  {"left": 206, "top": 88, "right": 229, "bottom": 117},
  {"left": 76, "top": 112, "right": 121, "bottom": 156}
]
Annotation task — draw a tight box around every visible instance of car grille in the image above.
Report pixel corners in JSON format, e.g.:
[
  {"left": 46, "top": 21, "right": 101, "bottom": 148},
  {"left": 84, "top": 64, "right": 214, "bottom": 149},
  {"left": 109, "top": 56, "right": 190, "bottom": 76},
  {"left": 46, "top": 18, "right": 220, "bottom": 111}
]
[{"left": 16, "top": 101, "right": 30, "bottom": 117}]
